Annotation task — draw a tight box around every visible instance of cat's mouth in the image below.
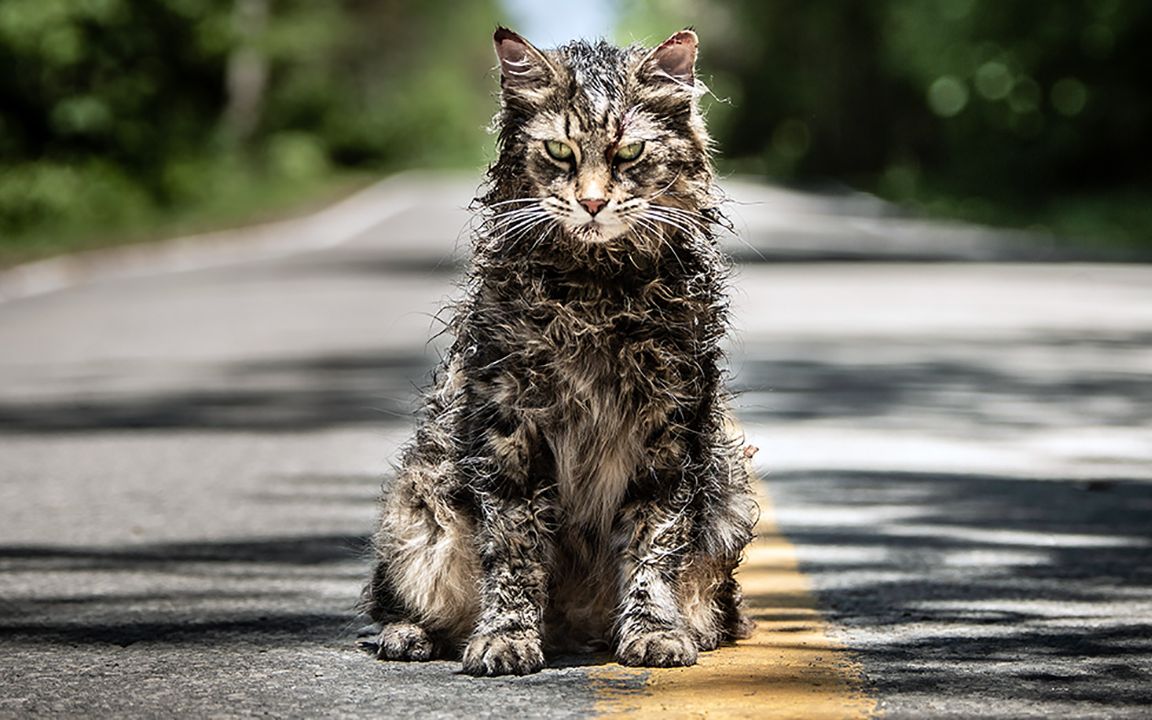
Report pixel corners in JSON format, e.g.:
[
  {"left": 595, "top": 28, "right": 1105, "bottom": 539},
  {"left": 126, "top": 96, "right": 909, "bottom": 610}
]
[{"left": 570, "top": 217, "right": 629, "bottom": 243}]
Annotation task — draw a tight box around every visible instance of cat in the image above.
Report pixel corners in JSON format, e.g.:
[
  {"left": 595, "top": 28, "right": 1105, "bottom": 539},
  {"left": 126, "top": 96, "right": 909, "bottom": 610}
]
[{"left": 360, "top": 27, "right": 757, "bottom": 677}]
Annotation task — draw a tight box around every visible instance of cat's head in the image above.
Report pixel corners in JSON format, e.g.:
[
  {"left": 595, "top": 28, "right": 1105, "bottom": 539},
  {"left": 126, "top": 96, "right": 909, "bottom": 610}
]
[{"left": 487, "top": 28, "right": 715, "bottom": 247}]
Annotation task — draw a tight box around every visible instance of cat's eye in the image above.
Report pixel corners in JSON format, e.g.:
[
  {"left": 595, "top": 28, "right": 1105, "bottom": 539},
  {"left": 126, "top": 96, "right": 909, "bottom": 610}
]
[
  {"left": 544, "top": 140, "right": 574, "bottom": 162},
  {"left": 614, "top": 142, "right": 645, "bottom": 163}
]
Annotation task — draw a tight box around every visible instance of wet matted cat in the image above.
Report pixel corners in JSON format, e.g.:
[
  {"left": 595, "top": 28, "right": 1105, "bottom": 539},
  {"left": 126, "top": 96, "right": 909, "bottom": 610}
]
[{"left": 360, "top": 27, "right": 757, "bottom": 676}]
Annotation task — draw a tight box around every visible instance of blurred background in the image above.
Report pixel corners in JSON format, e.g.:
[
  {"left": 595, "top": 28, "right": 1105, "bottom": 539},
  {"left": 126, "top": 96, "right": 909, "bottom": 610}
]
[{"left": 1, "top": 0, "right": 1149, "bottom": 265}]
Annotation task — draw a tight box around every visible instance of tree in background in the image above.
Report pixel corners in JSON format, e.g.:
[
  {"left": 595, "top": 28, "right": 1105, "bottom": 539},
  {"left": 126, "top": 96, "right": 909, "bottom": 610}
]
[
  {"left": 0, "top": 0, "right": 498, "bottom": 253},
  {"left": 0, "top": 0, "right": 229, "bottom": 239},
  {"left": 620, "top": 0, "right": 1152, "bottom": 247},
  {"left": 2, "top": 0, "right": 1148, "bottom": 254}
]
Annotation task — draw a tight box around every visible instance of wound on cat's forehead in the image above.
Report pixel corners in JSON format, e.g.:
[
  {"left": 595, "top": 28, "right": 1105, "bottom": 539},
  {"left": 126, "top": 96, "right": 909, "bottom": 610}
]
[{"left": 611, "top": 107, "right": 641, "bottom": 150}]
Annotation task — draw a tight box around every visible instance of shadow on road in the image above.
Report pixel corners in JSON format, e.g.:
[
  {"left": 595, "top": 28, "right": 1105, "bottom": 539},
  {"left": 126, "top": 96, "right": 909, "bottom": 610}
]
[
  {"left": 764, "top": 469, "right": 1152, "bottom": 712},
  {"left": 731, "top": 330, "right": 1152, "bottom": 433},
  {"left": 0, "top": 532, "right": 369, "bottom": 647},
  {"left": 0, "top": 351, "right": 437, "bottom": 433},
  {"left": 4, "top": 328, "right": 1150, "bottom": 437}
]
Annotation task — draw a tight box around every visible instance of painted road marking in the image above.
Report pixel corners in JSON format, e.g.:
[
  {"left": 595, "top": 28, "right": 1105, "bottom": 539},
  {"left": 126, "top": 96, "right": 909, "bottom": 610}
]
[{"left": 590, "top": 481, "right": 876, "bottom": 719}]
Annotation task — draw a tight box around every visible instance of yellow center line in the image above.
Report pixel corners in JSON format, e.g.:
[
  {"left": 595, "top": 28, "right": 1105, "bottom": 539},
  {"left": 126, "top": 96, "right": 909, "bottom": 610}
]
[{"left": 589, "top": 482, "right": 877, "bottom": 719}]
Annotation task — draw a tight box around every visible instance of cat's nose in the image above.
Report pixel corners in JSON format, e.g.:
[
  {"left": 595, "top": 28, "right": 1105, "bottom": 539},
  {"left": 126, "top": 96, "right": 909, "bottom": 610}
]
[{"left": 579, "top": 198, "right": 607, "bottom": 216}]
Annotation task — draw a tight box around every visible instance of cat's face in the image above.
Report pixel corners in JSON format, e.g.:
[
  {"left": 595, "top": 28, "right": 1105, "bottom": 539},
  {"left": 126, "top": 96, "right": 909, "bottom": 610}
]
[{"left": 491, "top": 29, "right": 712, "bottom": 246}]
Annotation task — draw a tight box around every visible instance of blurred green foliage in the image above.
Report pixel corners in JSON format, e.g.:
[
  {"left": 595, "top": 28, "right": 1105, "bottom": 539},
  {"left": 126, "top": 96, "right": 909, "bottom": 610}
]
[
  {"left": 622, "top": 0, "right": 1152, "bottom": 249},
  {"left": 0, "top": 0, "right": 498, "bottom": 261},
  {"left": 2, "top": 0, "right": 1149, "bottom": 261}
]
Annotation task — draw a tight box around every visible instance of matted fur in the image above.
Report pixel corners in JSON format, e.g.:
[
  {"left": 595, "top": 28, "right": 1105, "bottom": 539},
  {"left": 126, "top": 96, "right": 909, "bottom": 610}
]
[{"left": 361, "top": 28, "right": 757, "bottom": 676}]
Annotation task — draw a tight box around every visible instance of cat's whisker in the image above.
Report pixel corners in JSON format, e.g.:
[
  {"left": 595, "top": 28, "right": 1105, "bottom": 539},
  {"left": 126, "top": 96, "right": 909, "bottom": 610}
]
[
  {"left": 643, "top": 206, "right": 710, "bottom": 236},
  {"left": 641, "top": 220, "right": 691, "bottom": 274},
  {"left": 489, "top": 208, "right": 550, "bottom": 236},
  {"left": 629, "top": 216, "right": 668, "bottom": 243},
  {"left": 504, "top": 207, "right": 552, "bottom": 232},
  {"left": 490, "top": 208, "right": 544, "bottom": 228},
  {"left": 653, "top": 202, "right": 763, "bottom": 259},
  {"left": 646, "top": 203, "right": 705, "bottom": 221},
  {"left": 650, "top": 171, "right": 684, "bottom": 199},
  {"left": 491, "top": 207, "right": 559, "bottom": 250},
  {"left": 642, "top": 213, "right": 698, "bottom": 239},
  {"left": 486, "top": 197, "right": 542, "bottom": 206},
  {"left": 490, "top": 203, "right": 545, "bottom": 218},
  {"left": 510, "top": 216, "right": 555, "bottom": 244},
  {"left": 483, "top": 198, "right": 544, "bottom": 213},
  {"left": 526, "top": 220, "right": 560, "bottom": 254}
]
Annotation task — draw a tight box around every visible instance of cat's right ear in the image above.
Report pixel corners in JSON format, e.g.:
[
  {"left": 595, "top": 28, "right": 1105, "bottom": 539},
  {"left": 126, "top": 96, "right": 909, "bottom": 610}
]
[
  {"left": 494, "top": 27, "right": 555, "bottom": 93},
  {"left": 641, "top": 30, "right": 698, "bottom": 87}
]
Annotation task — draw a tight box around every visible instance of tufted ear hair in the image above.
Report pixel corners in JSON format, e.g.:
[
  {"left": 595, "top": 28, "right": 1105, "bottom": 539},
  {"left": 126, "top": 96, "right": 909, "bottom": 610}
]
[
  {"left": 493, "top": 27, "right": 556, "bottom": 92},
  {"left": 641, "top": 29, "right": 698, "bottom": 86}
]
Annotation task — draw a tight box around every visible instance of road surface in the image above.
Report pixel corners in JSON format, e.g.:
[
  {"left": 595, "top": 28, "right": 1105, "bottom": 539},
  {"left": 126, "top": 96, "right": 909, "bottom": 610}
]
[{"left": 1, "top": 174, "right": 1150, "bottom": 718}]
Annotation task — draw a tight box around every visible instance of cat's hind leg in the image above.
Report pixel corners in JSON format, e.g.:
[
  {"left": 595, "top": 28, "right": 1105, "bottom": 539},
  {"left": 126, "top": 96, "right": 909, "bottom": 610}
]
[
  {"left": 361, "top": 467, "right": 481, "bottom": 660},
  {"left": 676, "top": 561, "right": 754, "bottom": 652},
  {"left": 359, "top": 563, "right": 438, "bottom": 661},
  {"left": 678, "top": 489, "right": 759, "bottom": 650},
  {"left": 373, "top": 620, "right": 435, "bottom": 661}
]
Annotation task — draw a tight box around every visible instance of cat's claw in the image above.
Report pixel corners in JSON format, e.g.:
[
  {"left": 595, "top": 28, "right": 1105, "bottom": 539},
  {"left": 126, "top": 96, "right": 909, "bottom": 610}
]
[
  {"left": 616, "top": 629, "right": 698, "bottom": 668},
  {"left": 461, "top": 631, "right": 545, "bottom": 676},
  {"left": 374, "top": 621, "right": 434, "bottom": 662}
]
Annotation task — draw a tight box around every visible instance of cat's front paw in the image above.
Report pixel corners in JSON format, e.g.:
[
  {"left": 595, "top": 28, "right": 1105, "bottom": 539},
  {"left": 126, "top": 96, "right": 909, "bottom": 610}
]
[
  {"left": 374, "top": 621, "right": 434, "bottom": 662},
  {"left": 461, "top": 631, "right": 545, "bottom": 676},
  {"left": 617, "top": 629, "right": 698, "bottom": 668}
]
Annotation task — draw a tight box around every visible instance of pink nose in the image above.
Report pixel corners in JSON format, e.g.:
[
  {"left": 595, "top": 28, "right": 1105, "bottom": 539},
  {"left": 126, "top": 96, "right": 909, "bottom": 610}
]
[{"left": 579, "top": 198, "right": 607, "bottom": 216}]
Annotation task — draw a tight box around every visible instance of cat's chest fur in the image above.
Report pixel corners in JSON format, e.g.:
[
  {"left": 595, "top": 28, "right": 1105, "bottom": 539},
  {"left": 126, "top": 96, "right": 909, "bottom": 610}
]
[
  {"left": 546, "top": 346, "right": 645, "bottom": 534},
  {"left": 483, "top": 270, "right": 695, "bottom": 533}
]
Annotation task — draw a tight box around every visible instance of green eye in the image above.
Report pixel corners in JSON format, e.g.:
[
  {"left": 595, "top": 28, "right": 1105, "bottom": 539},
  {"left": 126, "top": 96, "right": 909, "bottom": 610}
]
[
  {"left": 615, "top": 141, "right": 645, "bottom": 162},
  {"left": 545, "top": 140, "right": 574, "bottom": 161}
]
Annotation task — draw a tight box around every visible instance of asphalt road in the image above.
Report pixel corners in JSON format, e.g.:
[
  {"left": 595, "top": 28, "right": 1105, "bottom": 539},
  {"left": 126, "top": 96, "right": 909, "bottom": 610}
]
[{"left": 1, "top": 174, "right": 1150, "bottom": 718}]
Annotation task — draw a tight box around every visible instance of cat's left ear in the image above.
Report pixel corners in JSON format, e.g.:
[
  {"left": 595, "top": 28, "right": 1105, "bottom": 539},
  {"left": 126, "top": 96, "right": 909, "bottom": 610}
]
[
  {"left": 494, "top": 27, "right": 556, "bottom": 93},
  {"left": 641, "top": 29, "right": 697, "bottom": 86}
]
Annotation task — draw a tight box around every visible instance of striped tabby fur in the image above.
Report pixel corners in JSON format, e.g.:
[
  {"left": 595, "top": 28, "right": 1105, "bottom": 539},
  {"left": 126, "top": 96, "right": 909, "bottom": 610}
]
[{"left": 361, "top": 27, "right": 757, "bottom": 676}]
